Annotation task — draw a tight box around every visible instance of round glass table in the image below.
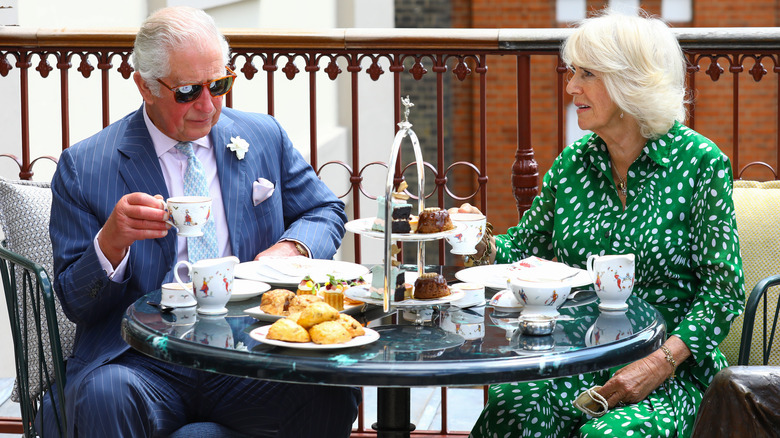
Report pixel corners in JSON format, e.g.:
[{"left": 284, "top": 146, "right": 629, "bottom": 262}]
[{"left": 122, "top": 289, "right": 665, "bottom": 437}]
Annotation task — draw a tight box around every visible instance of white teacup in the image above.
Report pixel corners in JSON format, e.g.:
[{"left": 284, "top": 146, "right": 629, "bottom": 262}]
[
  {"left": 446, "top": 213, "right": 487, "bottom": 255},
  {"left": 161, "top": 282, "right": 197, "bottom": 308},
  {"left": 174, "top": 256, "right": 240, "bottom": 315},
  {"left": 586, "top": 253, "right": 635, "bottom": 311},
  {"left": 509, "top": 279, "right": 572, "bottom": 317},
  {"left": 166, "top": 196, "right": 212, "bottom": 237},
  {"left": 451, "top": 282, "right": 486, "bottom": 308}
]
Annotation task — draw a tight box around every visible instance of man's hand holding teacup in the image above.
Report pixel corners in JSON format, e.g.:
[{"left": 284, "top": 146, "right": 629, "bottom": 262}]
[{"left": 98, "top": 193, "right": 170, "bottom": 267}]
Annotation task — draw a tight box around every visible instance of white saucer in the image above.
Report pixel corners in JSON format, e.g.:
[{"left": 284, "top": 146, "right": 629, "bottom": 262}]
[
  {"left": 488, "top": 290, "right": 523, "bottom": 312},
  {"left": 229, "top": 279, "right": 271, "bottom": 302}
]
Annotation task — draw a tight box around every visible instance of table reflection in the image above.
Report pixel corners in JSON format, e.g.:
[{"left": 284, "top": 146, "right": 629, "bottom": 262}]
[
  {"left": 187, "top": 314, "right": 235, "bottom": 349},
  {"left": 123, "top": 290, "right": 665, "bottom": 388},
  {"left": 585, "top": 309, "right": 633, "bottom": 347}
]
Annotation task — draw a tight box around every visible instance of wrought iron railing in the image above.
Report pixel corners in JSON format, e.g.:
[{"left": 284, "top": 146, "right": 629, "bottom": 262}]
[{"left": 1, "top": 26, "right": 780, "bottom": 436}]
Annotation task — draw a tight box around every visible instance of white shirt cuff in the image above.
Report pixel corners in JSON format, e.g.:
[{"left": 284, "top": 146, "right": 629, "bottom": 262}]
[{"left": 94, "top": 229, "right": 130, "bottom": 282}]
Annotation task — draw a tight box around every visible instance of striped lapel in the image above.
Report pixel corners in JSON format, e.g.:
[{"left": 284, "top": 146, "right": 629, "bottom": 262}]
[
  {"left": 117, "top": 108, "right": 176, "bottom": 267},
  {"left": 210, "top": 114, "right": 252, "bottom": 261}
]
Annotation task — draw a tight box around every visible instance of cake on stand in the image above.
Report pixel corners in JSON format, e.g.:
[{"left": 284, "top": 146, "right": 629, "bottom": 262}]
[{"left": 344, "top": 96, "right": 463, "bottom": 323}]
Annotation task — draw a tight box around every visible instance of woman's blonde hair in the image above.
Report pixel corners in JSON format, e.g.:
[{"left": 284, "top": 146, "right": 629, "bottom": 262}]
[{"left": 561, "top": 10, "right": 689, "bottom": 139}]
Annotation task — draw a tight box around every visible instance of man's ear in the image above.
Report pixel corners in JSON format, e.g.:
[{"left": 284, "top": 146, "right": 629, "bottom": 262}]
[{"left": 133, "top": 72, "right": 154, "bottom": 104}]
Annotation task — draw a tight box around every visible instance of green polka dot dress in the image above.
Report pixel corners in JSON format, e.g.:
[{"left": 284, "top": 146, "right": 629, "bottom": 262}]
[{"left": 471, "top": 122, "right": 744, "bottom": 438}]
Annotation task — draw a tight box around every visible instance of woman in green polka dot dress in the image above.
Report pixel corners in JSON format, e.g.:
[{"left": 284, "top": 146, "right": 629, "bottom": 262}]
[{"left": 465, "top": 10, "right": 744, "bottom": 438}]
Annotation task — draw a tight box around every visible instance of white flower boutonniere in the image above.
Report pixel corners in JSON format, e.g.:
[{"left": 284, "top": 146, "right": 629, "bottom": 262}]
[{"left": 227, "top": 136, "right": 249, "bottom": 160}]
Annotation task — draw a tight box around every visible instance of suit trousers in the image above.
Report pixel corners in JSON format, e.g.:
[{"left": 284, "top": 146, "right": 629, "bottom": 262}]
[{"left": 43, "top": 349, "right": 360, "bottom": 437}]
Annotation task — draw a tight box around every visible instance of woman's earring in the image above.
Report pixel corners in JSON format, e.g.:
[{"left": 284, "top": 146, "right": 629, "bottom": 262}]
[{"left": 620, "top": 112, "right": 624, "bottom": 119}]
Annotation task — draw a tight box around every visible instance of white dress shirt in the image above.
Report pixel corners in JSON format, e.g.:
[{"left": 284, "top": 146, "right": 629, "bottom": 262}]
[{"left": 95, "top": 105, "right": 232, "bottom": 281}]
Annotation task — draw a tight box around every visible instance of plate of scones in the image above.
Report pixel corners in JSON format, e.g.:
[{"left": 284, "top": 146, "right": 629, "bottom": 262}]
[
  {"left": 244, "top": 277, "right": 367, "bottom": 322},
  {"left": 250, "top": 301, "right": 379, "bottom": 349}
]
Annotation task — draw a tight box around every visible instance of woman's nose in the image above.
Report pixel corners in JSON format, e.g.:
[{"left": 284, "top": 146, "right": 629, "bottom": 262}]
[{"left": 566, "top": 78, "right": 581, "bottom": 95}]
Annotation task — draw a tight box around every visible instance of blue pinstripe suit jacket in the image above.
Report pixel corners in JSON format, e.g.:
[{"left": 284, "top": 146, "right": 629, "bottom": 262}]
[{"left": 49, "top": 106, "right": 346, "bottom": 423}]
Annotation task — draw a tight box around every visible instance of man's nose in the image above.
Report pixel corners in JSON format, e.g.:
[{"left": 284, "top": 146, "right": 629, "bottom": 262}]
[{"left": 193, "top": 88, "right": 216, "bottom": 112}]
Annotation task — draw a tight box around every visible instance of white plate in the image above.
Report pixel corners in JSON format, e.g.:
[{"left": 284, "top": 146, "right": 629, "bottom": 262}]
[
  {"left": 249, "top": 325, "right": 380, "bottom": 350},
  {"left": 456, "top": 264, "right": 592, "bottom": 290},
  {"left": 345, "top": 218, "right": 464, "bottom": 242},
  {"left": 234, "top": 257, "right": 369, "bottom": 287},
  {"left": 243, "top": 301, "right": 364, "bottom": 322},
  {"left": 229, "top": 279, "right": 271, "bottom": 302},
  {"left": 344, "top": 285, "right": 465, "bottom": 308}
]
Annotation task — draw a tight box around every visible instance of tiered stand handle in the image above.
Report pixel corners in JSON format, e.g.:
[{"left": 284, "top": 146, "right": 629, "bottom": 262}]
[{"left": 381, "top": 97, "right": 425, "bottom": 311}]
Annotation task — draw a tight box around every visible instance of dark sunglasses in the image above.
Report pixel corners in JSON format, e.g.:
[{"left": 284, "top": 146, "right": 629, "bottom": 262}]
[{"left": 157, "top": 66, "right": 237, "bottom": 103}]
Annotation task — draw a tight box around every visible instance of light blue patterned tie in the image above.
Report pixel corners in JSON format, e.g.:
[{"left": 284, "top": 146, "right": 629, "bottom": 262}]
[{"left": 175, "top": 141, "right": 218, "bottom": 262}]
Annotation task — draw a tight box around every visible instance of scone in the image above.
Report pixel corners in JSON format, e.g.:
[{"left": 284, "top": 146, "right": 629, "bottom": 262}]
[
  {"left": 297, "top": 302, "right": 340, "bottom": 329},
  {"left": 265, "top": 318, "right": 310, "bottom": 343},
  {"left": 285, "top": 311, "right": 302, "bottom": 323},
  {"left": 287, "top": 294, "right": 324, "bottom": 314},
  {"left": 260, "top": 289, "right": 296, "bottom": 315},
  {"left": 309, "top": 320, "right": 352, "bottom": 344},
  {"left": 337, "top": 313, "right": 365, "bottom": 338}
]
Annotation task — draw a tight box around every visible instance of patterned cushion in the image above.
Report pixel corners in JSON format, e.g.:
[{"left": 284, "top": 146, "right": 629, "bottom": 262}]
[
  {"left": 720, "top": 180, "right": 780, "bottom": 365},
  {"left": 0, "top": 177, "right": 76, "bottom": 402}
]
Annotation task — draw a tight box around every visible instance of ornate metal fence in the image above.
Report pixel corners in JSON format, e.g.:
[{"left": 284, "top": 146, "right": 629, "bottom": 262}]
[{"left": 1, "top": 26, "right": 780, "bottom": 435}]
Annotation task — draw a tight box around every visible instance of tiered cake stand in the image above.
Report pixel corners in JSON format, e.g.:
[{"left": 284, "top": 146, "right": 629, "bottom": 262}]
[{"left": 345, "top": 97, "right": 461, "bottom": 313}]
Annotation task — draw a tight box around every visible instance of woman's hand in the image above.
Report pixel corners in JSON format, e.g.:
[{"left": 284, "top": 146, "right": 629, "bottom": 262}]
[
  {"left": 448, "top": 203, "right": 496, "bottom": 265},
  {"left": 597, "top": 336, "right": 691, "bottom": 407},
  {"left": 448, "top": 202, "right": 483, "bottom": 215}
]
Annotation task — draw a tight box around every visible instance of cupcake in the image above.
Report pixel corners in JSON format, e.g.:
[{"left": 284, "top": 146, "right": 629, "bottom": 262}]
[{"left": 297, "top": 275, "right": 319, "bottom": 296}]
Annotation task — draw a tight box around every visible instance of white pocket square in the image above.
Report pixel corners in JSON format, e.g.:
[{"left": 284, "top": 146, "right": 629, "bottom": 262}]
[{"left": 252, "top": 178, "right": 275, "bottom": 206}]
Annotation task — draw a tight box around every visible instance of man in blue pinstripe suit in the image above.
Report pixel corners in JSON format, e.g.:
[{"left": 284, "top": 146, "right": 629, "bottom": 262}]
[{"left": 48, "top": 6, "right": 359, "bottom": 437}]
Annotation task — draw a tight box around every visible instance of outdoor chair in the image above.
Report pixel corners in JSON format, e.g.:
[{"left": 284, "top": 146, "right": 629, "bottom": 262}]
[
  {"left": 690, "top": 180, "right": 780, "bottom": 438},
  {"left": 0, "top": 177, "right": 248, "bottom": 437},
  {"left": 0, "top": 245, "right": 67, "bottom": 437},
  {"left": 0, "top": 177, "right": 74, "bottom": 437},
  {"left": 738, "top": 274, "right": 780, "bottom": 366},
  {"left": 718, "top": 180, "right": 780, "bottom": 366}
]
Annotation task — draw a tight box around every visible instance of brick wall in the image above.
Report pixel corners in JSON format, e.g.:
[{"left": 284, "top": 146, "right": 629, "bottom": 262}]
[
  {"left": 401, "top": 0, "right": 779, "bottom": 235},
  {"left": 452, "top": 0, "right": 562, "bottom": 233},
  {"left": 395, "top": 0, "right": 453, "bottom": 203},
  {"left": 692, "top": 0, "right": 779, "bottom": 180}
]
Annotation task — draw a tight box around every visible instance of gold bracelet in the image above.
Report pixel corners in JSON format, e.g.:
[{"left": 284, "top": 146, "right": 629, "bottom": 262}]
[
  {"left": 660, "top": 345, "right": 676, "bottom": 380},
  {"left": 465, "top": 222, "right": 494, "bottom": 267}
]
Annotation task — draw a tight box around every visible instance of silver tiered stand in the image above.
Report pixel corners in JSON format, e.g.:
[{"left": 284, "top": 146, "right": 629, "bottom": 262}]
[
  {"left": 379, "top": 96, "right": 425, "bottom": 312},
  {"left": 345, "top": 97, "right": 461, "bottom": 316},
  {"left": 350, "top": 99, "right": 458, "bottom": 437}
]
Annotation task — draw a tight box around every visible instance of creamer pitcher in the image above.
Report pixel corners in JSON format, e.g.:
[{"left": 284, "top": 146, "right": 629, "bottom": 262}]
[
  {"left": 586, "top": 253, "right": 635, "bottom": 310},
  {"left": 174, "top": 256, "right": 240, "bottom": 314}
]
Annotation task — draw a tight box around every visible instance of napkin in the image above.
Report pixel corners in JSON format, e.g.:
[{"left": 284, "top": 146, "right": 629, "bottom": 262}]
[
  {"left": 508, "top": 256, "right": 584, "bottom": 283},
  {"left": 256, "top": 256, "right": 311, "bottom": 279},
  {"left": 252, "top": 177, "right": 275, "bottom": 206}
]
